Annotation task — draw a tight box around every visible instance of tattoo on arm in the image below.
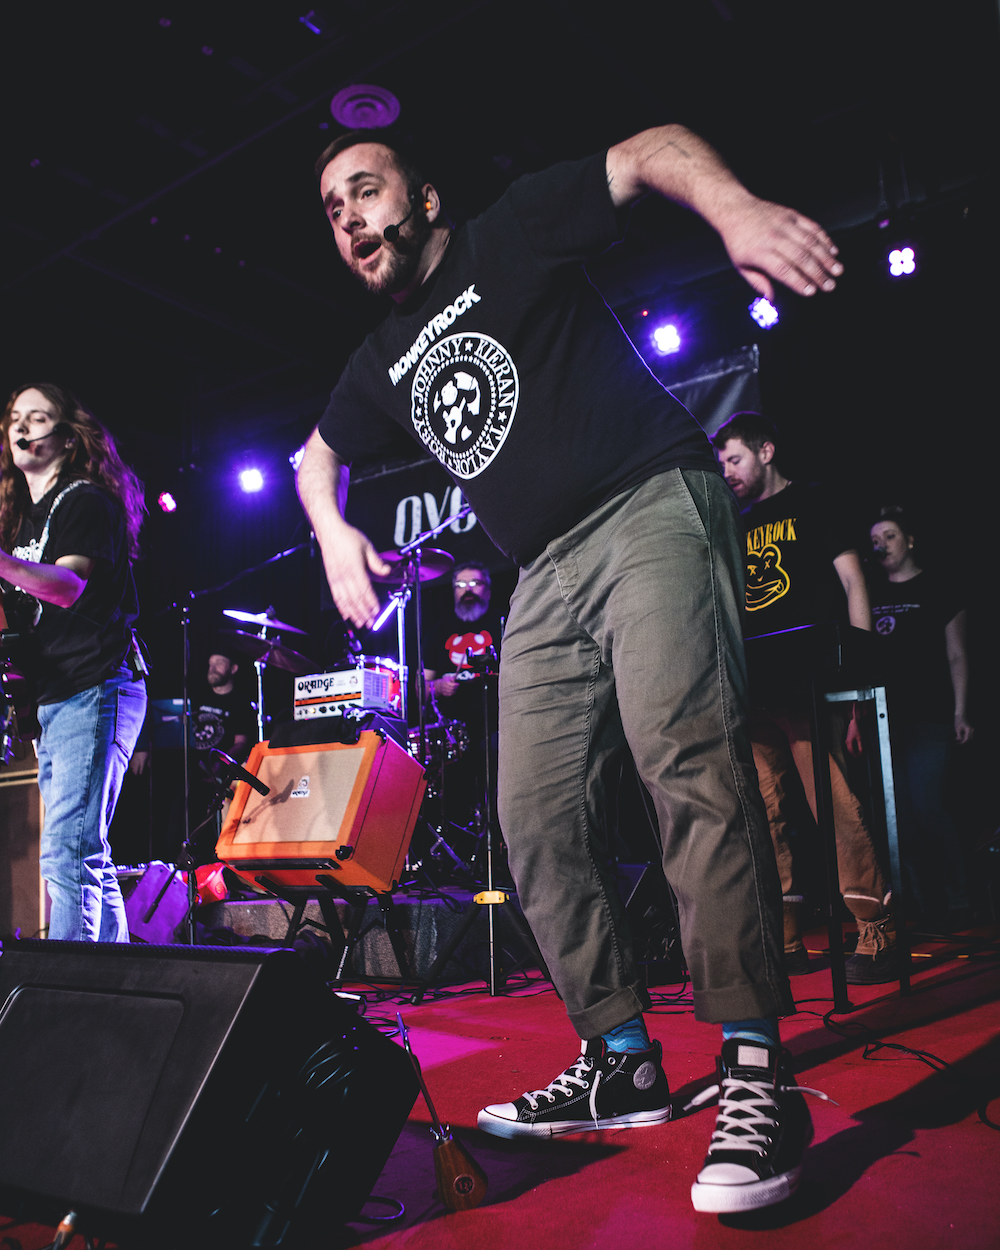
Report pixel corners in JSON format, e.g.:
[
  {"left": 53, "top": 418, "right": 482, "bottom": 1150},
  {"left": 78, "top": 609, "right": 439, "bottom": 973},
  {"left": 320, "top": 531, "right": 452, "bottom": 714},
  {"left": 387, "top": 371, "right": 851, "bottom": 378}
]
[{"left": 650, "top": 140, "right": 693, "bottom": 161}]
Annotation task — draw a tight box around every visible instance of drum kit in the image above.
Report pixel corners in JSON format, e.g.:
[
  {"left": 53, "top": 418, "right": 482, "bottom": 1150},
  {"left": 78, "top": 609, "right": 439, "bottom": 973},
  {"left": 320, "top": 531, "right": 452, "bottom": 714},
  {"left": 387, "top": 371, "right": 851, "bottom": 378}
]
[{"left": 217, "top": 520, "right": 494, "bottom": 886}]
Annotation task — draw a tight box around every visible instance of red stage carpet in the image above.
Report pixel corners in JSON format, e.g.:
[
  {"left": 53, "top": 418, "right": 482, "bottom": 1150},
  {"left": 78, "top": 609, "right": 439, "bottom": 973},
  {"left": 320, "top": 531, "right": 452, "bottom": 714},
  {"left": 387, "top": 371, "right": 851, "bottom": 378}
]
[
  {"left": 342, "top": 933, "right": 1000, "bottom": 1250},
  {"left": 3, "top": 930, "right": 997, "bottom": 1249}
]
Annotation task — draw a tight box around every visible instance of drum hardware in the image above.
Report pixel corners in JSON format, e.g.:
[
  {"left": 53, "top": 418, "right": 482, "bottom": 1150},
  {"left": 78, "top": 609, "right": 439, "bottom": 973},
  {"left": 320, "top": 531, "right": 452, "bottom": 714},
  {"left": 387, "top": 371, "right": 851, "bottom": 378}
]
[
  {"left": 220, "top": 629, "right": 317, "bottom": 675},
  {"left": 153, "top": 539, "right": 310, "bottom": 942},
  {"left": 370, "top": 504, "right": 468, "bottom": 763},
  {"left": 219, "top": 607, "right": 314, "bottom": 743},
  {"left": 222, "top": 608, "right": 308, "bottom": 635}
]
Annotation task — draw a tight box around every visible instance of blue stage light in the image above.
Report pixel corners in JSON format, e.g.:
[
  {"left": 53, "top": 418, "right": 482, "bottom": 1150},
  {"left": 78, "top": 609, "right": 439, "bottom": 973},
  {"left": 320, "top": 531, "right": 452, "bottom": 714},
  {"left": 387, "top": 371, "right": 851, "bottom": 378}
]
[
  {"left": 652, "top": 323, "right": 681, "bottom": 355},
  {"left": 239, "top": 468, "right": 264, "bottom": 493},
  {"left": 749, "top": 296, "right": 779, "bottom": 329}
]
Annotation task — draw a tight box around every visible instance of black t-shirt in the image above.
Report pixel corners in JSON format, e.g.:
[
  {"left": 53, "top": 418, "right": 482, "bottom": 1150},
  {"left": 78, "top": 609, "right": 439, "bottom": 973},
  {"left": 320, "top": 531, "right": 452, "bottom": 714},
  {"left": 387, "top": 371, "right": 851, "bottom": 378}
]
[
  {"left": 428, "top": 603, "right": 505, "bottom": 733},
  {"left": 741, "top": 482, "right": 855, "bottom": 635},
  {"left": 868, "top": 571, "right": 961, "bottom": 725},
  {"left": 318, "top": 152, "right": 718, "bottom": 567},
  {"left": 1, "top": 480, "right": 139, "bottom": 705},
  {"left": 190, "top": 684, "right": 256, "bottom": 758}
]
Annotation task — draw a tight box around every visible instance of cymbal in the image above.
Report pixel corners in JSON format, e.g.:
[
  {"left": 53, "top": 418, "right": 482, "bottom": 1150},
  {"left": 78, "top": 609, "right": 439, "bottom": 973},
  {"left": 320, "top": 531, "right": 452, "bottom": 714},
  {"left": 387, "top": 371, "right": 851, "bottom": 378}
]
[
  {"left": 372, "top": 547, "right": 455, "bottom": 584},
  {"left": 222, "top": 609, "right": 307, "bottom": 635},
  {"left": 219, "top": 630, "right": 316, "bottom": 675}
]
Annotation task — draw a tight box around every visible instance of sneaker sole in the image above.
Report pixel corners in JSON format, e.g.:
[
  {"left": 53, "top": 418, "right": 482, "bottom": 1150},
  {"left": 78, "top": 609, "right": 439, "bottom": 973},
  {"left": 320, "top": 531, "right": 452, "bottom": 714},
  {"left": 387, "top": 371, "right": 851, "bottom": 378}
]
[
  {"left": 691, "top": 1163, "right": 802, "bottom": 1213},
  {"left": 477, "top": 1106, "right": 672, "bottom": 1139}
]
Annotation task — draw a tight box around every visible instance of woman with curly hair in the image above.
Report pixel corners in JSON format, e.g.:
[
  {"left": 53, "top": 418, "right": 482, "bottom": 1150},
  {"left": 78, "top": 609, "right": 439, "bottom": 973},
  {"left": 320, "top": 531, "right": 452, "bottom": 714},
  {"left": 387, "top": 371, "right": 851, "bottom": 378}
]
[{"left": 0, "top": 382, "right": 147, "bottom": 942}]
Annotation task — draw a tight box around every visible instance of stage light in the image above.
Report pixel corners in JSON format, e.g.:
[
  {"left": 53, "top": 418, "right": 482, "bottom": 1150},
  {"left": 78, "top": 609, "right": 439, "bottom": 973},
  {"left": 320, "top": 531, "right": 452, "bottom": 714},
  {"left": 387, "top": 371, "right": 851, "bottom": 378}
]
[
  {"left": 652, "top": 324, "right": 681, "bottom": 355},
  {"left": 239, "top": 468, "right": 264, "bottom": 493},
  {"left": 288, "top": 444, "right": 305, "bottom": 472},
  {"left": 330, "top": 84, "right": 401, "bottom": 129},
  {"left": 888, "top": 246, "right": 916, "bottom": 277},
  {"left": 749, "top": 296, "right": 779, "bottom": 329},
  {"left": 157, "top": 491, "right": 177, "bottom": 513}
]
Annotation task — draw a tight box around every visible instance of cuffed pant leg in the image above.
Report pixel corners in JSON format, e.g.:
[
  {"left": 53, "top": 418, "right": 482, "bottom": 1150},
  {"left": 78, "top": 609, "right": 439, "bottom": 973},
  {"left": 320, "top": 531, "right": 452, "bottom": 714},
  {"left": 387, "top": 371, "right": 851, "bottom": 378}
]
[
  {"left": 499, "top": 469, "right": 790, "bottom": 1033},
  {"left": 499, "top": 553, "right": 649, "bottom": 1039}
]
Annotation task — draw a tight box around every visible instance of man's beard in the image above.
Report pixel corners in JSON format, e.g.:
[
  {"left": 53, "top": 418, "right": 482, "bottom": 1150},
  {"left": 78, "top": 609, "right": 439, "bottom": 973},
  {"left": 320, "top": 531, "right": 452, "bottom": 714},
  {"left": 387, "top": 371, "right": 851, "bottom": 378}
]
[
  {"left": 350, "top": 215, "right": 433, "bottom": 296},
  {"left": 455, "top": 595, "right": 487, "bottom": 623}
]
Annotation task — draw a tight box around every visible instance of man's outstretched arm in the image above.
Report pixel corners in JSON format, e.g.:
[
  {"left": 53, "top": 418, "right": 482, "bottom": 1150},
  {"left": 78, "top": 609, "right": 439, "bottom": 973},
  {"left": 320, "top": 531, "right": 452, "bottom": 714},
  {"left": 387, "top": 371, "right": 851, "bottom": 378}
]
[
  {"left": 606, "top": 124, "right": 843, "bottom": 300},
  {"left": 296, "top": 427, "right": 389, "bottom": 629}
]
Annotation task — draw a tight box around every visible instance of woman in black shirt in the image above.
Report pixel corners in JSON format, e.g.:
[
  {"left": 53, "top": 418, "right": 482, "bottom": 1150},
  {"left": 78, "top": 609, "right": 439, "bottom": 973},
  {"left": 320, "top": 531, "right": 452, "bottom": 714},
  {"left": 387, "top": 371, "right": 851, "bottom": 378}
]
[{"left": 869, "top": 507, "right": 973, "bottom": 929}]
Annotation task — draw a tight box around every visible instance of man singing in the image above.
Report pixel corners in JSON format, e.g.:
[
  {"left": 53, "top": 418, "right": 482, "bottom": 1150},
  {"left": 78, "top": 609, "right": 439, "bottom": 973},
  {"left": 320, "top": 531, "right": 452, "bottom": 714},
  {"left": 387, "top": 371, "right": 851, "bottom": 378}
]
[
  {"left": 0, "top": 383, "right": 147, "bottom": 942},
  {"left": 296, "top": 124, "right": 842, "bottom": 1213}
]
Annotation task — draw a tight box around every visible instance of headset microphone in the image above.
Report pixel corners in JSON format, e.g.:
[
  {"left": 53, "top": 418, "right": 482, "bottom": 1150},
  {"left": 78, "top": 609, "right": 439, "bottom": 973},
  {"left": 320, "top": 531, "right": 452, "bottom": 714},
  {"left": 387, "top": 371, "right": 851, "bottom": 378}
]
[
  {"left": 382, "top": 208, "right": 413, "bottom": 244},
  {"left": 15, "top": 423, "right": 70, "bottom": 451},
  {"left": 383, "top": 190, "right": 429, "bottom": 243}
]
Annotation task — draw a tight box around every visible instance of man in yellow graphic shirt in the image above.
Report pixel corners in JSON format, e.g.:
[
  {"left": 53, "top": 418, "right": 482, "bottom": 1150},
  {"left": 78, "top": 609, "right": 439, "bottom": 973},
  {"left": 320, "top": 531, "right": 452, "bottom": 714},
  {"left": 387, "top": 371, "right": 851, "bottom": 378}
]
[{"left": 714, "top": 412, "right": 898, "bottom": 985}]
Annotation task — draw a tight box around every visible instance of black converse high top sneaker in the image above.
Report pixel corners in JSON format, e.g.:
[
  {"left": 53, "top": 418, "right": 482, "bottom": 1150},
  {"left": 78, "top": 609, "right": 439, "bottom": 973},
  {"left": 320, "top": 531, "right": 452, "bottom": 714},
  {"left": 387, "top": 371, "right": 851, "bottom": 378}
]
[
  {"left": 478, "top": 1039, "right": 672, "bottom": 1139},
  {"left": 690, "top": 1039, "right": 834, "bottom": 1213}
]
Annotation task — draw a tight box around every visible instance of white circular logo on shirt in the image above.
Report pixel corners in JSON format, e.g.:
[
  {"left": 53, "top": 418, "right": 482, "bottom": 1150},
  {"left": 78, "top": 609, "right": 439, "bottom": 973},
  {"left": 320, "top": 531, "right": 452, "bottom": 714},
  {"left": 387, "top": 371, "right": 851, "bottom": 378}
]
[
  {"left": 410, "top": 332, "right": 518, "bottom": 479},
  {"left": 876, "top": 615, "right": 896, "bottom": 635}
]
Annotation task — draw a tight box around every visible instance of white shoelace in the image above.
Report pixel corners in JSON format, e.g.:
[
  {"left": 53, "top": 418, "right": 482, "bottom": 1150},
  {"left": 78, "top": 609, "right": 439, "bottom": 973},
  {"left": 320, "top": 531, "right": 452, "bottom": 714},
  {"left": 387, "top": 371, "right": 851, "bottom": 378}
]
[
  {"left": 521, "top": 1054, "right": 594, "bottom": 1110},
  {"left": 685, "top": 1077, "right": 837, "bottom": 1157}
]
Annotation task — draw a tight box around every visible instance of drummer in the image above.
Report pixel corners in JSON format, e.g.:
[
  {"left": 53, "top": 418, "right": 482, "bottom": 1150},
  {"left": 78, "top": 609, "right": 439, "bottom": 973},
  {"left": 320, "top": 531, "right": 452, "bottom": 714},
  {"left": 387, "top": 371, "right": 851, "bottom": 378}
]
[{"left": 424, "top": 562, "right": 503, "bottom": 714}]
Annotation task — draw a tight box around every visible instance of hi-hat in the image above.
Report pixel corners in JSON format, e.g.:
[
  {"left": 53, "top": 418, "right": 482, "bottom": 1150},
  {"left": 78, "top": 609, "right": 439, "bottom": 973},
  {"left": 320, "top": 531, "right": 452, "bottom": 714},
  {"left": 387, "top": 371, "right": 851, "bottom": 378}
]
[
  {"left": 220, "top": 630, "right": 316, "bottom": 675},
  {"left": 222, "top": 609, "right": 307, "bottom": 635},
  {"left": 372, "top": 548, "right": 454, "bottom": 584}
]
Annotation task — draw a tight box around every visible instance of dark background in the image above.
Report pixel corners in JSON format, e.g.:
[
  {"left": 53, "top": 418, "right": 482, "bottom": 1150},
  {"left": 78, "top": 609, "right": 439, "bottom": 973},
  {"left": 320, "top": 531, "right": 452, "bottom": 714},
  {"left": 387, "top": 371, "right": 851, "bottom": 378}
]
[{"left": 2, "top": 1, "right": 997, "bottom": 852}]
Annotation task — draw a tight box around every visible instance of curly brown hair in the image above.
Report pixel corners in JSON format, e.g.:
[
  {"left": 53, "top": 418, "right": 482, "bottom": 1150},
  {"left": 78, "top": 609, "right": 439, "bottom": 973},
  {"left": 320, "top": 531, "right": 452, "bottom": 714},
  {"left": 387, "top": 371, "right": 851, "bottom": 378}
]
[{"left": 0, "top": 383, "right": 146, "bottom": 559}]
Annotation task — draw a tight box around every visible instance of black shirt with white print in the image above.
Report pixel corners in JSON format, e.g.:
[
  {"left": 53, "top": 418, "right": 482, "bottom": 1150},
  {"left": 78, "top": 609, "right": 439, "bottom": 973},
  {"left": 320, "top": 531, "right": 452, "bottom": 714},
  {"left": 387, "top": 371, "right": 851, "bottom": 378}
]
[
  {"left": 0, "top": 480, "right": 139, "bottom": 705},
  {"left": 190, "top": 684, "right": 256, "bottom": 759},
  {"left": 318, "top": 152, "right": 718, "bottom": 567},
  {"left": 868, "top": 571, "right": 961, "bottom": 725}
]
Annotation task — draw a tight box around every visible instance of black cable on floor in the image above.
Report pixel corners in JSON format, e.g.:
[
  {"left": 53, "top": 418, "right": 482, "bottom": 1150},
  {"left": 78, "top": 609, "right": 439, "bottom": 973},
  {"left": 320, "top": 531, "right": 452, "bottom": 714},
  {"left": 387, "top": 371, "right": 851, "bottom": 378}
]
[{"left": 791, "top": 994, "right": 1000, "bottom": 1133}]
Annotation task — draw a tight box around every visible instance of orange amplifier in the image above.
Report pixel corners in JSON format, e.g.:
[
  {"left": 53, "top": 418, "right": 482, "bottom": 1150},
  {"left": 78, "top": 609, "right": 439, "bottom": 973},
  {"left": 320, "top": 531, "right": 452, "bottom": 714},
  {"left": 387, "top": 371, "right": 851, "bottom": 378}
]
[{"left": 216, "top": 729, "right": 425, "bottom": 894}]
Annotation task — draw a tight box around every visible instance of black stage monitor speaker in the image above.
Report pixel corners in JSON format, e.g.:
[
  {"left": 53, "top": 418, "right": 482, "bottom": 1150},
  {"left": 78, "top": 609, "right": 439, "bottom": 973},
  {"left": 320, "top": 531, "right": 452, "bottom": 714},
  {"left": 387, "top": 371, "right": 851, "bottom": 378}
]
[{"left": 0, "top": 940, "right": 419, "bottom": 1248}]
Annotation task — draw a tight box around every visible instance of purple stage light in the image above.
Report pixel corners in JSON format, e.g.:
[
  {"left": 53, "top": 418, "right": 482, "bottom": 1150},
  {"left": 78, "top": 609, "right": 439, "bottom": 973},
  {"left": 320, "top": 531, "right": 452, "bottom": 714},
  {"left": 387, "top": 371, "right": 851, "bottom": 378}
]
[
  {"left": 888, "top": 246, "right": 916, "bottom": 277},
  {"left": 749, "top": 296, "right": 779, "bottom": 329},
  {"left": 330, "top": 84, "right": 401, "bottom": 129},
  {"left": 158, "top": 491, "right": 177, "bottom": 513},
  {"left": 239, "top": 468, "right": 264, "bottom": 493},
  {"left": 652, "top": 323, "right": 681, "bottom": 355},
  {"left": 288, "top": 445, "right": 306, "bottom": 472}
]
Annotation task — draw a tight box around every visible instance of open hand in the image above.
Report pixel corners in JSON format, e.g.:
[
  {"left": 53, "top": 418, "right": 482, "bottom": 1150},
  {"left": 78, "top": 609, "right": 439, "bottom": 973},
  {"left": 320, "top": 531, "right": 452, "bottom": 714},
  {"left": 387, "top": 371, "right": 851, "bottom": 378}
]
[
  {"left": 319, "top": 524, "right": 390, "bottom": 629},
  {"left": 718, "top": 197, "right": 843, "bottom": 300}
]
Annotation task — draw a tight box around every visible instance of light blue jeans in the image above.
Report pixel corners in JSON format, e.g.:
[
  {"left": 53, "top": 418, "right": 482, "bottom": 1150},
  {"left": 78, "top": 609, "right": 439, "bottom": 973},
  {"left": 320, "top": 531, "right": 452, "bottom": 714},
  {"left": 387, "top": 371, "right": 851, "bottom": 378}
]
[{"left": 37, "top": 668, "right": 147, "bottom": 941}]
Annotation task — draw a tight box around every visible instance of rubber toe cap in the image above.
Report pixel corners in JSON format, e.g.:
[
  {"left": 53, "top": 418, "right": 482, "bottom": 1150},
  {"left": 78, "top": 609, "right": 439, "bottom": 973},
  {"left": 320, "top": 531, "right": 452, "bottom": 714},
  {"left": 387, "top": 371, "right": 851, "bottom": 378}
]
[
  {"left": 696, "top": 1161, "right": 760, "bottom": 1185},
  {"left": 481, "top": 1101, "right": 518, "bottom": 1121}
]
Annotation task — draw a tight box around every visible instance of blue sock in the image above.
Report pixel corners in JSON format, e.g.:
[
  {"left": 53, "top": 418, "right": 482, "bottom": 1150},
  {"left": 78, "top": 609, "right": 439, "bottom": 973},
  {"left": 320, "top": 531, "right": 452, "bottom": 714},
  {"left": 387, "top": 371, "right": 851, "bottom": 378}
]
[
  {"left": 602, "top": 1015, "right": 651, "bottom": 1054},
  {"left": 721, "top": 1016, "right": 779, "bottom": 1048}
]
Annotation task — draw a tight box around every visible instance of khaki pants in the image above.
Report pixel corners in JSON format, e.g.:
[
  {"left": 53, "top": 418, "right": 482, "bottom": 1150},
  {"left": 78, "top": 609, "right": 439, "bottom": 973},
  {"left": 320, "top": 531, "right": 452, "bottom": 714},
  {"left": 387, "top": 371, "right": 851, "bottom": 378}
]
[
  {"left": 749, "top": 707, "right": 893, "bottom": 956},
  {"left": 497, "top": 469, "right": 792, "bottom": 1037}
]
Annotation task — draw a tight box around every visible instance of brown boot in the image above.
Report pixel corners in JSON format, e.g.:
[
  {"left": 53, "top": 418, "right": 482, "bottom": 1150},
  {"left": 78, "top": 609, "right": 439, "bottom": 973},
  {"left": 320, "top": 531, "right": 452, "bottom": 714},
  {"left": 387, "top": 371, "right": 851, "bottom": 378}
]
[
  {"left": 782, "top": 898, "right": 810, "bottom": 976},
  {"left": 845, "top": 914, "right": 900, "bottom": 984}
]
